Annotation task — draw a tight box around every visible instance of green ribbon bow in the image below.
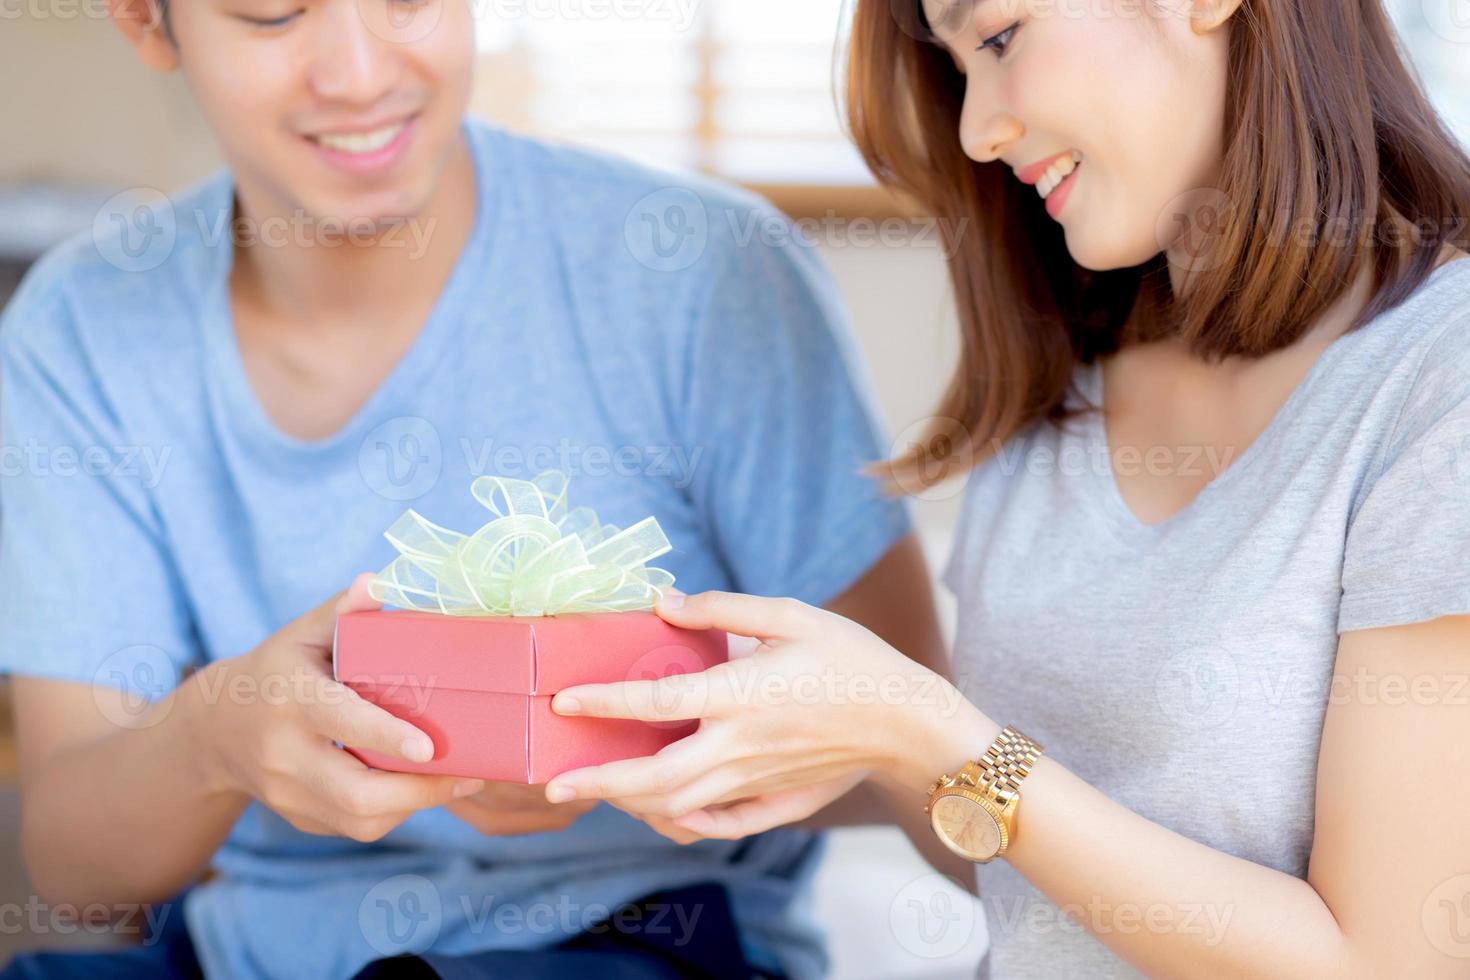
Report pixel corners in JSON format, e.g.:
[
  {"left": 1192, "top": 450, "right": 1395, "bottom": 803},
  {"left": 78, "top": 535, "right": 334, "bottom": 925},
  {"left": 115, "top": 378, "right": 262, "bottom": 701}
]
[{"left": 369, "top": 471, "right": 676, "bottom": 617}]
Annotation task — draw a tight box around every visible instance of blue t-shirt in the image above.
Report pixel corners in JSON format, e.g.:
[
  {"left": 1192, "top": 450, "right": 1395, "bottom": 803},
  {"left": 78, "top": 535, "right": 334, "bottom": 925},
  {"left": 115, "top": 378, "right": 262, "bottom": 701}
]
[{"left": 0, "top": 120, "right": 911, "bottom": 980}]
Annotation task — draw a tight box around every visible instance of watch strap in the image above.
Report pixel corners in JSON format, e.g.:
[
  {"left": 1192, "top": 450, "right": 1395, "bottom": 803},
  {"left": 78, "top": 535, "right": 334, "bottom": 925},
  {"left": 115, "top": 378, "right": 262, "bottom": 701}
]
[{"left": 926, "top": 726, "right": 1044, "bottom": 813}]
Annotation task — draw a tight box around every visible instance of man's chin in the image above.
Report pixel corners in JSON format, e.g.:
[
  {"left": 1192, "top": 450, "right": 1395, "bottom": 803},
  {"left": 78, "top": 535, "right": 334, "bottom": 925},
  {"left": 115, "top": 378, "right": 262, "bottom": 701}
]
[{"left": 296, "top": 188, "right": 438, "bottom": 236}]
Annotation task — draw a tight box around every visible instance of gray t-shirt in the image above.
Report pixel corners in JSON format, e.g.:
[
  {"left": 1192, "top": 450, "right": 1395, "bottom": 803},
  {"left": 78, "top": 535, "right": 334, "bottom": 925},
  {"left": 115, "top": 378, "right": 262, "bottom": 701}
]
[{"left": 944, "top": 257, "right": 1470, "bottom": 978}]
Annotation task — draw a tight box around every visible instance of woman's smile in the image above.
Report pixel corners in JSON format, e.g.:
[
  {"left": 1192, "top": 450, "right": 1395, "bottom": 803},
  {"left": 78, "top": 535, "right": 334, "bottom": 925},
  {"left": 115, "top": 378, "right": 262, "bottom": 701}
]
[
  {"left": 1040, "top": 155, "right": 1081, "bottom": 219},
  {"left": 1015, "top": 149, "right": 1084, "bottom": 220}
]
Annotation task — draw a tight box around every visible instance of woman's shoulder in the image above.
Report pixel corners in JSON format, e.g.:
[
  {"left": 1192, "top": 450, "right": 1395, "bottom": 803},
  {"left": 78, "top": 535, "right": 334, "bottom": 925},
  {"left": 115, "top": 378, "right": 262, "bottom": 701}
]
[
  {"left": 1382, "top": 246, "right": 1470, "bottom": 327},
  {"left": 1334, "top": 249, "right": 1470, "bottom": 397},
  {"left": 1341, "top": 248, "right": 1470, "bottom": 481},
  {"left": 1404, "top": 245, "right": 1470, "bottom": 321},
  {"left": 1392, "top": 249, "right": 1470, "bottom": 392}
]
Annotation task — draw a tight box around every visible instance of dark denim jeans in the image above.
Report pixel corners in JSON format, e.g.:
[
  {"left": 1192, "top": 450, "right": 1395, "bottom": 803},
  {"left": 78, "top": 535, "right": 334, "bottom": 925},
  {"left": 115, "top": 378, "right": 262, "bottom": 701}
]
[{"left": 1, "top": 883, "right": 785, "bottom": 980}]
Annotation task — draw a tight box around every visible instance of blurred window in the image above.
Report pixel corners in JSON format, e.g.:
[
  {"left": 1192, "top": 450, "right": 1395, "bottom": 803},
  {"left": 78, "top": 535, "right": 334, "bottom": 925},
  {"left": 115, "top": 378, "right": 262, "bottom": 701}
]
[{"left": 471, "top": 0, "right": 870, "bottom": 189}]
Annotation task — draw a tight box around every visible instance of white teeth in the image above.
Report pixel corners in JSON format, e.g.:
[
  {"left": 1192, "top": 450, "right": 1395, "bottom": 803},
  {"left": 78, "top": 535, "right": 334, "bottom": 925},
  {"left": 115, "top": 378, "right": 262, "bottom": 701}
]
[
  {"left": 1036, "top": 150, "right": 1082, "bottom": 199},
  {"left": 316, "top": 122, "right": 405, "bottom": 155}
]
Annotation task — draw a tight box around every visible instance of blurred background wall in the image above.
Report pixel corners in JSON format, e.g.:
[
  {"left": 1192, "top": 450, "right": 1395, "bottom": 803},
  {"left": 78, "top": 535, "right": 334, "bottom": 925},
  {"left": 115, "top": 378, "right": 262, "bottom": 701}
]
[{"left": 0, "top": 2, "right": 1466, "bottom": 976}]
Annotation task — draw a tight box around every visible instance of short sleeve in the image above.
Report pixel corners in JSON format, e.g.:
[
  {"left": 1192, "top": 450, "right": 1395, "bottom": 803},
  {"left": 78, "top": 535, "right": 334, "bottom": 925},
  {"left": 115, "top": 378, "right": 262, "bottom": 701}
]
[
  {"left": 1339, "top": 321, "right": 1470, "bottom": 633},
  {"left": 0, "top": 262, "right": 200, "bottom": 697},
  {"left": 682, "top": 206, "right": 912, "bottom": 605}
]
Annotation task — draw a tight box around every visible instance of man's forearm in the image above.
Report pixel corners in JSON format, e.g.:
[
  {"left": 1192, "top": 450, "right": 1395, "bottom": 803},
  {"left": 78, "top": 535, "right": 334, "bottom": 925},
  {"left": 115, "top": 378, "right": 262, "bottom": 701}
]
[{"left": 20, "top": 664, "right": 248, "bottom": 908}]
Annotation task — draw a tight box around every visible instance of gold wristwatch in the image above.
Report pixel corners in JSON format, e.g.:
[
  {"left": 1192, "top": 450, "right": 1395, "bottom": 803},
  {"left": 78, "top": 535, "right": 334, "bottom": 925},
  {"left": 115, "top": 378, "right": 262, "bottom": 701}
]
[{"left": 925, "top": 726, "right": 1044, "bottom": 863}]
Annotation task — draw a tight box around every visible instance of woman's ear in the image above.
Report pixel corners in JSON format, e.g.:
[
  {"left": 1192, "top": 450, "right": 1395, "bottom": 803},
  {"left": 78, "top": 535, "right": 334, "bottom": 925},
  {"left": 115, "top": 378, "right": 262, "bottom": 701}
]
[
  {"left": 1187, "top": 0, "right": 1245, "bottom": 33},
  {"left": 106, "top": 0, "right": 181, "bottom": 72}
]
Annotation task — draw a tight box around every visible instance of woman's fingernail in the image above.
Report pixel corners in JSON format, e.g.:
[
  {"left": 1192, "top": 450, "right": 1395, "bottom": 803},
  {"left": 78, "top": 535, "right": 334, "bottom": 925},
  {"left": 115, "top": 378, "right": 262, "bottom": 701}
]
[
  {"left": 546, "top": 784, "right": 577, "bottom": 803},
  {"left": 453, "top": 779, "right": 485, "bottom": 798},
  {"left": 555, "top": 696, "right": 582, "bottom": 715},
  {"left": 401, "top": 737, "right": 434, "bottom": 763},
  {"left": 658, "top": 590, "right": 686, "bottom": 610}
]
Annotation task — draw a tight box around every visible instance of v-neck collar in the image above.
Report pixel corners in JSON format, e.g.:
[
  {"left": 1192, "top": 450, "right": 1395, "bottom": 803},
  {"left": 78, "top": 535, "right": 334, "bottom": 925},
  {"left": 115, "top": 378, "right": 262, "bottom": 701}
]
[
  {"left": 1074, "top": 257, "right": 1470, "bottom": 543},
  {"left": 199, "top": 121, "right": 501, "bottom": 467}
]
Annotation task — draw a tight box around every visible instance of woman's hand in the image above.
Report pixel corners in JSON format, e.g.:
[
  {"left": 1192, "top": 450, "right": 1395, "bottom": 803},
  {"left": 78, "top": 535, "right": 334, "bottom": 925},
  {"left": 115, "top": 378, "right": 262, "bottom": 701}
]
[
  {"left": 195, "top": 574, "right": 488, "bottom": 842},
  {"left": 607, "top": 772, "right": 870, "bottom": 844},
  {"left": 542, "top": 591, "right": 978, "bottom": 839},
  {"left": 604, "top": 802, "right": 708, "bottom": 845},
  {"left": 677, "top": 772, "right": 872, "bottom": 840}
]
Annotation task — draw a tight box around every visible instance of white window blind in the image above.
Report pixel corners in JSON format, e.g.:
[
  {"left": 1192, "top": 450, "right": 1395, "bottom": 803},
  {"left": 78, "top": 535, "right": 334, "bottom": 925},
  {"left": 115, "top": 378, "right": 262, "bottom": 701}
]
[{"left": 470, "top": 0, "right": 871, "bottom": 185}]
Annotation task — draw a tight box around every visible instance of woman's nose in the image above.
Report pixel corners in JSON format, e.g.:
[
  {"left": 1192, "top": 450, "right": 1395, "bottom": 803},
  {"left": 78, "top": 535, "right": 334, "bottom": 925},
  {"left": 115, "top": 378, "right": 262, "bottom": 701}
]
[{"left": 959, "top": 86, "right": 1024, "bottom": 164}]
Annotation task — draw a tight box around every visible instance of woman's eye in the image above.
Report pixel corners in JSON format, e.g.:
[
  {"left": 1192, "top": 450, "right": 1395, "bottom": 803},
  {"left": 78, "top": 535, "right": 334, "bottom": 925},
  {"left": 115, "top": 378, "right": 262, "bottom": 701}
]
[{"left": 977, "top": 22, "right": 1020, "bottom": 59}]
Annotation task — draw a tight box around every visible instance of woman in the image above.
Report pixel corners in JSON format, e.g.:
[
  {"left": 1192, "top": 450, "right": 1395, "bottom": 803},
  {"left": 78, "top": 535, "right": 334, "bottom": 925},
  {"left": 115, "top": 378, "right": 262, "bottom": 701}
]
[{"left": 543, "top": 0, "right": 1470, "bottom": 976}]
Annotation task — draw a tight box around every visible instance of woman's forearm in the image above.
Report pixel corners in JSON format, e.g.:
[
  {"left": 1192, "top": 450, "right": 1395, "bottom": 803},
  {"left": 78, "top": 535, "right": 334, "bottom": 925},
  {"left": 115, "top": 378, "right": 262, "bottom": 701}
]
[
  {"left": 20, "top": 663, "right": 249, "bottom": 908},
  {"left": 1010, "top": 757, "right": 1351, "bottom": 978},
  {"left": 898, "top": 704, "right": 1358, "bottom": 980}
]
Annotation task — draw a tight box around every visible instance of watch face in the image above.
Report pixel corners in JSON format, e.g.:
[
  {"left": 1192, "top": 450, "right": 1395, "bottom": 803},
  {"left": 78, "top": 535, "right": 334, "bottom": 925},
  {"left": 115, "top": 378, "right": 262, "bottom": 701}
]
[{"left": 931, "top": 794, "right": 1004, "bottom": 860}]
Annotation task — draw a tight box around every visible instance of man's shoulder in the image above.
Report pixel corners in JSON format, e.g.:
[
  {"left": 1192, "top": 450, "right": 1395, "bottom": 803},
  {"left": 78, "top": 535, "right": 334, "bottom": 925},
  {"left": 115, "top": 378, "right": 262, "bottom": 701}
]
[
  {"left": 477, "top": 120, "right": 762, "bottom": 211},
  {"left": 470, "top": 120, "right": 805, "bottom": 274},
  {"left": 0, "top": 174, "right": 229, "bottom": 373}
]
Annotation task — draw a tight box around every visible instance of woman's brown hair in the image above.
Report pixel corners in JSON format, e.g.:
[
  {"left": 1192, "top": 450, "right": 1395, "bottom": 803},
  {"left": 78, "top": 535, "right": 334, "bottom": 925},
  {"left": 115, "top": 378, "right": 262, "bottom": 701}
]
[{"left": 845, "top": 0, "right": 1470, "bottom": 490}]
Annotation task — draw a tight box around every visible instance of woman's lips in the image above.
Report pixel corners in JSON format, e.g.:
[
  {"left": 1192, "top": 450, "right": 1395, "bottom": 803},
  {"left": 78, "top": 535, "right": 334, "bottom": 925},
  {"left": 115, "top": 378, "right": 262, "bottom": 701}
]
[
  {"left": 1015, "top": 149, "right": 1080, "bottom": 186},
  {"left": 1044, "top": 163, "right": 1080, "bottom": 220}
]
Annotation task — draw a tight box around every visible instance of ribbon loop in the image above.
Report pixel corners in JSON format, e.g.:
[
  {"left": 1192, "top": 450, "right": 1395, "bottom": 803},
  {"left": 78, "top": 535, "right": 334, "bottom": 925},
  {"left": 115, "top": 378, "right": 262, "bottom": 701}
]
[{"left": 369, "top": 472, "right": 676, "bottom": 617}]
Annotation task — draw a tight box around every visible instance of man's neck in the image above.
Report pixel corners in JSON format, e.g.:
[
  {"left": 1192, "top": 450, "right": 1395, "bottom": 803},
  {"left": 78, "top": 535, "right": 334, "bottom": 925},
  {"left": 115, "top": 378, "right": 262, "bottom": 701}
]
[{"left": 228, "top": 133, "right": 478, "bottom": 332}]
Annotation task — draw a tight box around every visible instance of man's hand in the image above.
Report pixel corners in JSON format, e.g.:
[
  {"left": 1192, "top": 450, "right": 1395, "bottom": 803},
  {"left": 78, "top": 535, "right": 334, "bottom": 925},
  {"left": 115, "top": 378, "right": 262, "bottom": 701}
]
[
  {"left": 446, "top": 780, "right": 598, "bottom": 836},
  {"left": 196, "top": 574, "right": 486, "bottom": 843}
]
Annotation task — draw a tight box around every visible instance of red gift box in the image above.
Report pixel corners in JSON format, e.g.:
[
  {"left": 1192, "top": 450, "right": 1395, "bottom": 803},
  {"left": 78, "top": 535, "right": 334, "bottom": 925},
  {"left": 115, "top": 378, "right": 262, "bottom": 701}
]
[{"left": 333, "top": 609, "right": 727, "bottom": 784}]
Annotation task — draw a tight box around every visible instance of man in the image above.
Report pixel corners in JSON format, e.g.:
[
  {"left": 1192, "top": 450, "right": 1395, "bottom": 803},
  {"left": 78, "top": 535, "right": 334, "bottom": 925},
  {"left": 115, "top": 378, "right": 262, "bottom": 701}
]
[{"left": 0, "top": 0, "right": 947, "bottom": 976}]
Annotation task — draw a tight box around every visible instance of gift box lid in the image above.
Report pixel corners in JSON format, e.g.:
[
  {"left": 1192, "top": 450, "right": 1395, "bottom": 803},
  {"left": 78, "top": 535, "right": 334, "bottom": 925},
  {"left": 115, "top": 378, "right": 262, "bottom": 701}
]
[{"left": 333, "top": 609, "right": 726, "bottom": 696}]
